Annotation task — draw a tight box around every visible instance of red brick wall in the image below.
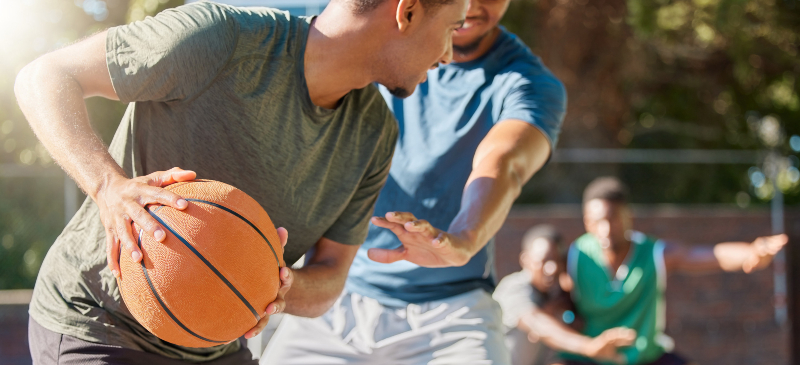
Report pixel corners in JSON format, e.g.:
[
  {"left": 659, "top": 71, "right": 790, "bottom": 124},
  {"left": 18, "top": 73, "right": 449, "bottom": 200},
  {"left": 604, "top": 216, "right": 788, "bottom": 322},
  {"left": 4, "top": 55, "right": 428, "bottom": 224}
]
[{"left": 495, "top": 205, "right": 791, "bottom": 365}]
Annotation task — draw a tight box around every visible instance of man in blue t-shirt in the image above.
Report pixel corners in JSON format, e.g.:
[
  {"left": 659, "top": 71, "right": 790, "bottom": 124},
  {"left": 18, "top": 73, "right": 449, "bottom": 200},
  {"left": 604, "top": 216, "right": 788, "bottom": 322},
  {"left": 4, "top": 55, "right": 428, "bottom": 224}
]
[{"left": 263, "top": 0, "right": 566, "bottom": 363}]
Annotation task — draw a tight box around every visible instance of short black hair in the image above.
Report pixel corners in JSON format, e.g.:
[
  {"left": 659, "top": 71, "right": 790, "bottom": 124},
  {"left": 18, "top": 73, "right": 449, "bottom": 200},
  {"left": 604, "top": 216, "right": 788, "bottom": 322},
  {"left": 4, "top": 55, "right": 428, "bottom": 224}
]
[
  {"left": 521, "top": 224, "right": 567, "bottom": 261},
  {"left": 348, "top": 0, "right": 456, "bottom": 14},
  {"left": 582, "top": 176, "right": 629, "bottom": 205}
]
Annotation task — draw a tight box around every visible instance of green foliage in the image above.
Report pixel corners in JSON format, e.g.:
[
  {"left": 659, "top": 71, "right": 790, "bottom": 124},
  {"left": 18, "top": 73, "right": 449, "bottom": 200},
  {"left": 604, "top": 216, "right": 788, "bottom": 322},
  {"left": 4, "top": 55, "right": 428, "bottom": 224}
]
[
  {"left": 507, "top": 0, "right": 800, "bottom": 206},
  {"left": 0, "top": 178, "right": 67, "bottom": 289},
  {"left": 624, "top": 0, "right": 800, "bottom": 204}
]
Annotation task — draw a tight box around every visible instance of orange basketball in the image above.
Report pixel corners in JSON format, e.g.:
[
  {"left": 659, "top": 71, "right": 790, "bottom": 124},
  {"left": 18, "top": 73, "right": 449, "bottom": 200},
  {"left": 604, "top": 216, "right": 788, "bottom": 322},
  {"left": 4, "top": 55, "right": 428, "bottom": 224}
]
[{"left": 117, "top": 179, "right": 284, "bottom": 348}]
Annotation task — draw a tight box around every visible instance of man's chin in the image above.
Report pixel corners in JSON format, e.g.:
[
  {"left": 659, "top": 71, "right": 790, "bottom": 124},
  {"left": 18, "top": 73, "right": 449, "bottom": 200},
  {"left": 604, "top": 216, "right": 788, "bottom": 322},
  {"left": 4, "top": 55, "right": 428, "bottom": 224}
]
[{"left": 388, "top": 86, "right": 413, "bottom": 99}]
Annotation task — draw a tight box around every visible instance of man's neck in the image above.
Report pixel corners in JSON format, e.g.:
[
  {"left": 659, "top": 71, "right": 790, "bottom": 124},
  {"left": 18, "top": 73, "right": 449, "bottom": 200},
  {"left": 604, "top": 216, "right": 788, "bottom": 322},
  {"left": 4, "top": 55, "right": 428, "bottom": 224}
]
[
  {"left": 303, "top": 12, "right": 375, "bottom": 109},
  {"left": 603, "top": 239, "right": 632, "bottom": 271},
  {"left": 452, "top": 26, "right": 501, "bottom": 63}
]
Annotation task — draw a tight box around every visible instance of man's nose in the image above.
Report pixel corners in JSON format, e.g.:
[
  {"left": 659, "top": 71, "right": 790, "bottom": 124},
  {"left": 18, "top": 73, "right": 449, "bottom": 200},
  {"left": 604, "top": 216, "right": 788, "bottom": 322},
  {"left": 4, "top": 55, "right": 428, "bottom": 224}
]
[
  {"left": 597, "top": 220, "right": 611, "bottom": 238},
  {"left": 439, "top": 37, "right": 454, "bottom": 66},
  {"left": 466, "top": 0, "right": 480, "bottom": 16}
]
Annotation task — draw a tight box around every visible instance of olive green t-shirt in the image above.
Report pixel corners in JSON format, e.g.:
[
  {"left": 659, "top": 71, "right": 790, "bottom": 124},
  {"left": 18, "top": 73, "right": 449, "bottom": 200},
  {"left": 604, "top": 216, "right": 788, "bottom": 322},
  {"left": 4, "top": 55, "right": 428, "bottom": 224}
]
[{"left": 29, "top": 2, "right": 397, "bottom": 361}]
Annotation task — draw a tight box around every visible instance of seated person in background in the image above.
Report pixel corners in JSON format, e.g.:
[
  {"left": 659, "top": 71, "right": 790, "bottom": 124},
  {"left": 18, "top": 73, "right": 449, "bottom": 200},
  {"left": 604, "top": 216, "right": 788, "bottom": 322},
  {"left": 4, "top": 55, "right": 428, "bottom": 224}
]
[
  {"left": 494, "top": 225, "right": 636, "bottom": 365},
  {"left": 562, "top": 176, "right": 788, "bottom": 365}
]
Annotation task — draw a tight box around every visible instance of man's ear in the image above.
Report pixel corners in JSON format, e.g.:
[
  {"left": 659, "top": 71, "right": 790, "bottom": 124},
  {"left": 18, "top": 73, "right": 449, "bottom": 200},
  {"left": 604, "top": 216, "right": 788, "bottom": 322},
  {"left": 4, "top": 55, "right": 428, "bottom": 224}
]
[{"left": 396, "top": 0, "right": 421, "bottom": 32}]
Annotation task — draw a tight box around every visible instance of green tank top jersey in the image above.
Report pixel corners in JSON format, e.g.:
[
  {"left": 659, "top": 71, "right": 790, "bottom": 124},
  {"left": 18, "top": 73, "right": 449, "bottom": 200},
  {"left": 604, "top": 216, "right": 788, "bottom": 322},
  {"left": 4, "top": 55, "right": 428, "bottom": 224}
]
[{"left": 564, "top": 232, "right": 669, "bottom": 365}]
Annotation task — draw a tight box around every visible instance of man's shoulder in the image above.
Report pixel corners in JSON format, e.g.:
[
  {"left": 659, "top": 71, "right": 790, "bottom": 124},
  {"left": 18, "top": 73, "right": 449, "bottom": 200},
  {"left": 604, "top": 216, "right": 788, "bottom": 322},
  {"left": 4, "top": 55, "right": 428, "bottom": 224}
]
[
  {"left": 155, "top": 2, "right": 237, "bottom": 29},
  {"left": 176, "top": 2, "right": 310, "bottom": 50},
  {"left": 491, "top": 31, "right": 547, "bottom": 74},
  {"left": 493, "top": 270, "right": 539, "bottom": 312},
  {"left": 570, "top": 234, "right": 606, "bottom": 270},
  {"left": 495, "top": 271, "right": 532, "bottom": 295},
  {"left": 573, "top": 233, "right": 597, "bottom": 250},
  {"left": 631, "top": 231, "right": 661, "bottom": 247},
  {"left": 179, "top": 1, "right": 293, "bottom": 23}
]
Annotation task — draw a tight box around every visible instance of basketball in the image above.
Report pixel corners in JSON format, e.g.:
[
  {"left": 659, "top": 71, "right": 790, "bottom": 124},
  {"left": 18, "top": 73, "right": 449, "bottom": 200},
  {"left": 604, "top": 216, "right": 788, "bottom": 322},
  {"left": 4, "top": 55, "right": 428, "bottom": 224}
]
[{"left": 117, "top": 179, "right": 284, "bottom": 348}]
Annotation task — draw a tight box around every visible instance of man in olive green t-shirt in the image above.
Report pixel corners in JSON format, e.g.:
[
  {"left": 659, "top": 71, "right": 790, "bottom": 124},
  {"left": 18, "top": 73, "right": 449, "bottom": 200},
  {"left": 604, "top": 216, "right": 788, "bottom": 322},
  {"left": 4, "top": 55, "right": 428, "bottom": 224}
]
[{"left": 14, "top": 0, "right": 468, "bottom": 363}]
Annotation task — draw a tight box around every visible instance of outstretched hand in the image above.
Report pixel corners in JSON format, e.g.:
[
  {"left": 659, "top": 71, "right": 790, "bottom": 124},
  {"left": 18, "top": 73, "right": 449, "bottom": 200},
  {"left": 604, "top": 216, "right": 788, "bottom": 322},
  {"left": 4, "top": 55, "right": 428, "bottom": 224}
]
[
  {"left": 245, "top": 227, "right": 292, "bottom": 339},
  {"left": 367, "top": 212, "right": 473, "bottom": 268},
  {"left": 743, "top": 234, "right": 789, "bottom": 273},
  {"left": 102, "top": 167, "right": 196, "bottom": 278},
  {"left": 581, "top": 327, "right": 637, "bottom": 364}
]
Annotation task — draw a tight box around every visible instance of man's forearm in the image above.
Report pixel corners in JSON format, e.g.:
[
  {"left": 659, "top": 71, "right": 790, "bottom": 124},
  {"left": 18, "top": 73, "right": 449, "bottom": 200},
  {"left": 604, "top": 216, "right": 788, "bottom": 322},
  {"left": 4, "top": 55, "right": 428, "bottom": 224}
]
[
  {"left": 667, "top": 235, "right": 787, "bottom": 274},
  {"left": 519, "top": 311, "right": 593, "bottom": 356},
  {"left": 283, "top": 263, "right": 347, "bottom": 318},
  {"left": 447, "top": 121, "right": 550, "bottom": 257},
  {"left": 448, "top": 172, "right": 522, "bottom": 256},
  {"left": 282, "top": 239, "right": 358, "bottom": 318},
  {"left": 15, "top": 36, "right": 126, "bottom": 200},
  {"left": 670, "top": 242, "right": 753, "bottom": 273},
  {"left": 713, "top": 242, "right": 759, "bottom": 272}
]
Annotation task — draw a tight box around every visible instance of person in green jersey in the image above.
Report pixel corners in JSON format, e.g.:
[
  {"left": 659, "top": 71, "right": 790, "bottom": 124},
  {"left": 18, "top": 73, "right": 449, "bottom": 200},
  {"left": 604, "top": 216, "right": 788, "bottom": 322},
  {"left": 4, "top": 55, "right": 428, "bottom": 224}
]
[
  {"left": 560, "top": 177, "right": 788, "bottom": 365},
  {"left": 14, "top": 0, "right": 468, "bottom": 363},
  {"left": 494, "top": 225, "right": 637, "bottom": 365}
]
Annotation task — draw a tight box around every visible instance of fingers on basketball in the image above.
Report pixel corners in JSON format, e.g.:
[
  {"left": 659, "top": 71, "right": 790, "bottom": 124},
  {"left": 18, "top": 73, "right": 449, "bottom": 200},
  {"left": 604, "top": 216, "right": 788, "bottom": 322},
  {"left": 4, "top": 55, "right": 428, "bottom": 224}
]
[
  {"left": 106, "top": 228, "right": 120, "bottom": 276},
  {"left": 277, "top": 227, "right": 288, "bottom": 248},
  {"left": 146, "top": 168, "right": 196, "bottom": 187}
]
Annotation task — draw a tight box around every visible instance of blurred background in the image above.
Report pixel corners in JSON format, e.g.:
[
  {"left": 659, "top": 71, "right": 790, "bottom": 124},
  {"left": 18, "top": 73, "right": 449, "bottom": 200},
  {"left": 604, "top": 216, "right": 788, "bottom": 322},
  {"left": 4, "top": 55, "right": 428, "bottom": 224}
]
[{"left": 0, "top": 0, "right": 798, "bottom": 364}]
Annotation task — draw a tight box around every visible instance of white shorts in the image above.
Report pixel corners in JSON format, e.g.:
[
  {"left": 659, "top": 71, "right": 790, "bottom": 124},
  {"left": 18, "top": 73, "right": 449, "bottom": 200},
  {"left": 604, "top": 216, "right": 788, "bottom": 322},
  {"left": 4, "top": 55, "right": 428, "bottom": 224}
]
[{"left": 261, "top": 288, "right": 510, "bottom": 365}]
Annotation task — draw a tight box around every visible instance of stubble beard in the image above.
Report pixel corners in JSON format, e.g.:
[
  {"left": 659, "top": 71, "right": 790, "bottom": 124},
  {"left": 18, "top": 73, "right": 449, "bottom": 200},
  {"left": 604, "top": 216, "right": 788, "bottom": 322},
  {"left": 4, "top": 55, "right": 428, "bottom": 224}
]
[
  {"left": 388, "top": 86, "right": 412, "bottom": 99},
  {"left": 452, "top": 29, "right": 491, "bottom": 58}
]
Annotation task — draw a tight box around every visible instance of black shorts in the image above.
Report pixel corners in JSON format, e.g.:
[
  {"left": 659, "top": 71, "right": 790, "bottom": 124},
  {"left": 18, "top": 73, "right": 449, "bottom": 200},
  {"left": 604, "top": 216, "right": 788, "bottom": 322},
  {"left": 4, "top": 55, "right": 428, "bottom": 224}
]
[{"left": 28, "top": 318, "right": 258, "bottom": 365}]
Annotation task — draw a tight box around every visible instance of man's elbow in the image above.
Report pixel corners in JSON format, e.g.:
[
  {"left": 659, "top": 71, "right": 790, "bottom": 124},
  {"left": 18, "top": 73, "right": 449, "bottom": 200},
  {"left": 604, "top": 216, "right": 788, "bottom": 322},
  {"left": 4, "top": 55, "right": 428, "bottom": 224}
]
[
  {"left": 14, "top": 56, "right": 56, "bottom": 107},
  {"left": 305, "top": 294, "right": 339, "bottom": 318},
  {"left": 495, "top": 154, "right": 529, "bottom": 194},
  {"left": 14, "top": 61, "right": 35, "bottom": 104},
  {"left": 498, "top": 144, "right": 548, "bottom": 190}
]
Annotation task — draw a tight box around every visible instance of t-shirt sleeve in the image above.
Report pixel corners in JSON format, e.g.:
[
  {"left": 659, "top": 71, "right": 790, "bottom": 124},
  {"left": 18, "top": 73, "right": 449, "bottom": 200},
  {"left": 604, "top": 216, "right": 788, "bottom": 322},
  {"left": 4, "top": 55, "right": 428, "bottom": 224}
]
[
  {"left": 497, "top": 71, "right": 567, "bottom": 153},
  {"left": 493, "top": 272, "right": 538, "bottom": 330},
  {"left": 105, "top": 3, "right": 237, "bottom": 103},
  {"left": 322, "top": 112, "right": 399, "bottom": 246}
]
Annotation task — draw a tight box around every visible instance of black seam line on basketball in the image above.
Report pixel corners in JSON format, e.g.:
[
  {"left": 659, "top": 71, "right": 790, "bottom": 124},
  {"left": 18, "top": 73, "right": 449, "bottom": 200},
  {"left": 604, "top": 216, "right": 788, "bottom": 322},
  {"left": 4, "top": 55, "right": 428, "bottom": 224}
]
[
  {"left": 147, "top": 211, "right": 262, "bottom": 322},
  {"left": 118, "top": 235, "right": 123, "bottom": 269},
  {"left": 136, "top": 229, "right": 228, "bottom": 344},
  {"left": 182, "top": 198, "right": 280, "bottom": 269}
]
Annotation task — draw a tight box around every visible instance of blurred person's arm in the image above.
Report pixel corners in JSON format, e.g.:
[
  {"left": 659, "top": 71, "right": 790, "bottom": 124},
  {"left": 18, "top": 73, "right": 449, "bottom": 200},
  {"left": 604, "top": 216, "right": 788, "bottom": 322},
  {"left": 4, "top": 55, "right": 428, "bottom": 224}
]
[
  {"left": 368, "top": 120, "right": 551, "bottom": 267},
  {"left": 518, "top": 309, "right": 635, "bottom": 364},
  {"left": 664, "top": 234, "right": 788, "bottom": 274}
]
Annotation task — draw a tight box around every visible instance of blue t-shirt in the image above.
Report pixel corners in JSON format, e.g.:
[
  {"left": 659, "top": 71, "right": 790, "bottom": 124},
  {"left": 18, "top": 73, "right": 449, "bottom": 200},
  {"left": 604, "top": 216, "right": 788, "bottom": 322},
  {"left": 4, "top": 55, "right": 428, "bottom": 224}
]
[{"left": 346, "top": 29, "right": 567, "bottom": 306}]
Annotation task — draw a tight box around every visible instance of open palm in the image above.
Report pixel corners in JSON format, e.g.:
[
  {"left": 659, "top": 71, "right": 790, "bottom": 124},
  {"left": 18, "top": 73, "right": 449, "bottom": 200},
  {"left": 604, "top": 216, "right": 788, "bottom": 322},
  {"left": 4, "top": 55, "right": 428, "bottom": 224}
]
[
  {"left": 367, "top": 212, "right": 472, "bottom": 268},
  {"left": 743, "top": 234, "right": 789, "bottom": 273}
]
